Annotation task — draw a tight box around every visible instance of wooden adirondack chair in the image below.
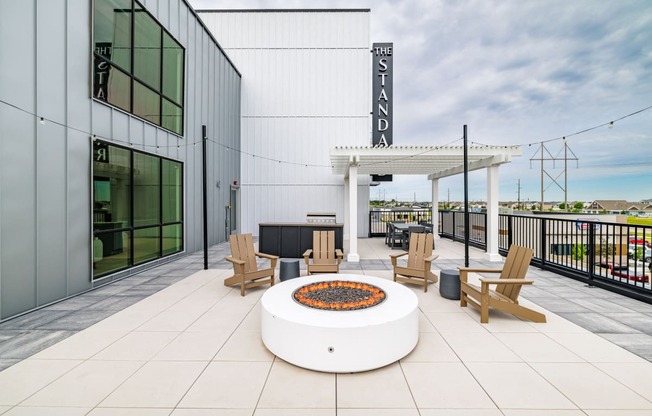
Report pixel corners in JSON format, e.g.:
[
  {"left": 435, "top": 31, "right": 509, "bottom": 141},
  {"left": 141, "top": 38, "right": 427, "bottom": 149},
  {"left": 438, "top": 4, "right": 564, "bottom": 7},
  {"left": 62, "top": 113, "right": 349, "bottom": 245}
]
[
  {"left": 390, "top": 232, "right": 439, "bottom": 292},
  {"left": 303, "top": 230, "right": 343, "bottom": 275},
  {"left": 225, "top": 233, "right": 278, "bottom": 296},
  {"left": 459, "top": 245, "right": 546, "bottom": 323}
]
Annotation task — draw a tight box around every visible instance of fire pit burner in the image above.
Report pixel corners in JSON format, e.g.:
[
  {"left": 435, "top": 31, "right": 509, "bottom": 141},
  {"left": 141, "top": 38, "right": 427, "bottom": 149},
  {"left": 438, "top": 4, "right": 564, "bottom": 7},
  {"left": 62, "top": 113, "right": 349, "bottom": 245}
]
[{"left": 293, "top": 280, "right": 386, "bottom": 311}]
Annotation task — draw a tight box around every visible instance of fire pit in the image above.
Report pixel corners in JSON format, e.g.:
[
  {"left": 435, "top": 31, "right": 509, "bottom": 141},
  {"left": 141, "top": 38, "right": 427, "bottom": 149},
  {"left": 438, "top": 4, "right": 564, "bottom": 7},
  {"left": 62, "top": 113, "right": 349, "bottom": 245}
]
[
  {"left": 293, "top": 280, "right": 386, "bottom": 310},
  {"left": 261, "top": 274, "right": 419, "bottom": 373}
]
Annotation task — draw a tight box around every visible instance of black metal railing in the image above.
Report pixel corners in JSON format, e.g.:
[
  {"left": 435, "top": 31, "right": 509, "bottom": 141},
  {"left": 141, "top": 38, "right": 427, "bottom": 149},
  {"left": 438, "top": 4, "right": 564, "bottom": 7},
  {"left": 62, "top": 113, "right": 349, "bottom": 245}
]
[
  {"left": 369, "top": 208, "right": 652, "bottom": 302},
  {"left": 436, "top": 210, "right": 652, "bottom": 304},
  {"left": 368, "top": 209, "right": 432, "bottom": 237}
]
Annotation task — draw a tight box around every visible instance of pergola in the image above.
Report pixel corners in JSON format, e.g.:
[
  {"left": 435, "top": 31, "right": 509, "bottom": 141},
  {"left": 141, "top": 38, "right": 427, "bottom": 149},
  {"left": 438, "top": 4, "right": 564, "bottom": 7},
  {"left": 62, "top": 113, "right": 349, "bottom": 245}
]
[{"left": 330, "top": 145, "right": 522, "bottom": 262}]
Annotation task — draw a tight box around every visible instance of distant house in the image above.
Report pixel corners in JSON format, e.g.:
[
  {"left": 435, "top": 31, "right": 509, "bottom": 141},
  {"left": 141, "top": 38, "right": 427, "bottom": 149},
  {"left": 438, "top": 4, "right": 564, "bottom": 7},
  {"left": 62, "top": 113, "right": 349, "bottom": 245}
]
[{"left": 587, "top": 200, "right": 644, "bottom": 215}]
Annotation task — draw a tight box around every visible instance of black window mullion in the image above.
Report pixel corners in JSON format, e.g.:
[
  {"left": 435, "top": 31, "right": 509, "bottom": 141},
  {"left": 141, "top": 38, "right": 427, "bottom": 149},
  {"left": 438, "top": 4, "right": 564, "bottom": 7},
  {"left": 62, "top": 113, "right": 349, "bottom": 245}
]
[
  {"left": 129, "top": 148, "right": 135, "bottom": 267},
  {"left": 129, "top": 0, "right": 135, "bottom": 114},
  {"left": 159, "top": 156, "right": 163, "bottom": 257}
]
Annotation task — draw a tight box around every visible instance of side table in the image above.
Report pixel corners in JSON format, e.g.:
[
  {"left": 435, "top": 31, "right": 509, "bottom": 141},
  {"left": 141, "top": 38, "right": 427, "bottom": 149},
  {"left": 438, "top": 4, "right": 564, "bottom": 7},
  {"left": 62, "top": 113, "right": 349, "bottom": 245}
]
[
  {"left": 439, "top": 269, "right": 461, "bottom": 300},
  {"left": 279, "top": 259, "right": 300, "bottom": 281}
]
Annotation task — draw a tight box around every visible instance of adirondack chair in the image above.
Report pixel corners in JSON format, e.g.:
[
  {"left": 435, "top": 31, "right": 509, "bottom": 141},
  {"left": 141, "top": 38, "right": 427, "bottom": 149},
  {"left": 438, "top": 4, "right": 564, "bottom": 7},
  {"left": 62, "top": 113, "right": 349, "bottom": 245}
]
[
  {"left": 225, "top": 233, "right": 278, "bottom": 296},
  {"left": 390, "top": 232, "right": 439, "bottom": 292},
  {"left": 459, "top": 245, "right": 546, "bottom": 323},
  {"left": 303, "top": 230, "right": 343, "bottom": 275}
]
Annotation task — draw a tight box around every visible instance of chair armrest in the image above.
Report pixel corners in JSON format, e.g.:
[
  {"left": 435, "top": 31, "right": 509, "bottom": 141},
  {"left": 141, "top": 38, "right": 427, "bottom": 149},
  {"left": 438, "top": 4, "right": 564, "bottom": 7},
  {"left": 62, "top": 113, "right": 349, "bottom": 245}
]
[
  {"left": 389, "top": 251, "right": 408, "bottom": 266},
  {"left": 303, "top": 249, "right": 312, "bottom": 260},
  {"left": 335, "top": 249, "right": 343, "bottom": 258},
  {"left": 255, "top": 252, "right": 278, "bottom": 261},
  {"left": 458, "top": 267, "right": 502, "bottom": 273},
  {"left": 480, "top": 278, "right": 534, "bottom": 285},
  {"left": 425, "top": 254, "right": 439, "bottom": 262},
  {"left": 225, "top": 256, "right": 245, "bottom": 265}
]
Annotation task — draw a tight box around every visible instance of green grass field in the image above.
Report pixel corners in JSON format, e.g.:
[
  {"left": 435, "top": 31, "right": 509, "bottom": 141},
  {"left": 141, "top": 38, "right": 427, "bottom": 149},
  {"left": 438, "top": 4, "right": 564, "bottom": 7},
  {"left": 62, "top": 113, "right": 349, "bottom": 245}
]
[{"left": 628, "top": 217, "right": 652, "bottom": 226}]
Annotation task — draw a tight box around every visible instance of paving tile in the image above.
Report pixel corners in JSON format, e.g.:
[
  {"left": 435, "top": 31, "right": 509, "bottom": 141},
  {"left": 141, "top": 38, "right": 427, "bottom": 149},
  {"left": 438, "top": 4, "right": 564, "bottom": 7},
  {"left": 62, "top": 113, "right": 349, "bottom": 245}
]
[
  {"left": 87, "top": 409, "right": 172, "bottom": 416},
  {"left": 85, "top": 295, "right": 146, "bottom": 311},
  {"left": 254, "top": 410, "right": 334, "bottom": 416},
  {"left": 401, "top": 331, "right": 460, "bottom": 362},
  {"left": 1, "top": 407, "right": 91, "bottom": 416},
  {"left": 419, "top": 411, "right": 503, "bottom": 416},
  {"left": 0, "top": 330, "right": 74, "bottom": 359},
  {"left": 466, "top": 362, "right": 578, "bottom": 409},
  {"left": 92, "top": 331, "right": 179, "bottom": 361},
  {"left": 38, "top": 309, "right": 117, "bottom": 331},
  {"left": 598, "top": 333, "right": 652, "bottom": 361},
  {"left": 337, "top": 363, "right": 415, "bottom": 408},
  {"left": 41, "top": 295, "right": 105, "bottom": 311},
  {"left": 0, "top": 359, "right": 82, "bottom": 405},
  {"left": 558, "top": 312, "right": 642, "bottom": 334},
  {"left": 440, "top": 330, "right": 522, "bottom": 363},
  {"left": 401, "top": 362, "right": 496, "bottom": 409},
  {"left": 33, "top": 328, "right": 128, "bottom": 360},
  {"left": 99, "top": 361, "right": 207, "bottom": 408},
  {"left": 500, "top": 411, "right": 585, "bottom": 416},
  {"left": 546, "top": 332, "right": 647, "bottom": 363},
  {"left": 531, "top": 362, "right": 652, "bottom": 410},
  {"left": 173, "top": 410, "right": 254, "bottom": 416},
  {"left": 213, "top": 330, "right": 274, "bottom": 362},
  {"left": 0, "top": 310, "right": 72, "bottom": 330},
  {"left": 0, "top": 359, "right": 20, "bottom": 372},
  {"left": 257, "top": 359, "right": 335, "bottom": 408},
  {"left": 493, "top": 332, "right": 584, "bottom": 362},
  {"left": 594, "top": 362, "right": 652, "bottom": 402},
  {"left": 607, "top": 312, "right": 652, "bottom": 333},
  {"left": 23, "top": 360, "right": 142, "bottom": 407},
  {"left": 179, "top": 361, "right": 272, "bottom": 408},
  {"left": 153, "top": 331, "right": 230, "bottom": 361},
  {"left": 338, "top": 410, "right": 419, "bottom": 416}
]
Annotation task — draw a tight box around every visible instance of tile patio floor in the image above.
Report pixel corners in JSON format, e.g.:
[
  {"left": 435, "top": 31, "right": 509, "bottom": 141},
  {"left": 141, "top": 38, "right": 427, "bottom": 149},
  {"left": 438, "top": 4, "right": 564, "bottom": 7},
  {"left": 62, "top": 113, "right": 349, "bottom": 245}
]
[{"left": 1, "top": 238, "right": 652, "bottom": 415}]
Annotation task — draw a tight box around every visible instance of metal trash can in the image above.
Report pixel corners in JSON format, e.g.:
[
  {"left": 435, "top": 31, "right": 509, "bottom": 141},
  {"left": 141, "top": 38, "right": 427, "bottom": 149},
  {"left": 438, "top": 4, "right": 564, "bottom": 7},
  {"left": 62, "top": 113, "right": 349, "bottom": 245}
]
[
  {"left": 279, "top": 259, "right": 300, "bottom": 282},
  {"left": 439, "top": 269, "right": 461, "bottom": 300}
]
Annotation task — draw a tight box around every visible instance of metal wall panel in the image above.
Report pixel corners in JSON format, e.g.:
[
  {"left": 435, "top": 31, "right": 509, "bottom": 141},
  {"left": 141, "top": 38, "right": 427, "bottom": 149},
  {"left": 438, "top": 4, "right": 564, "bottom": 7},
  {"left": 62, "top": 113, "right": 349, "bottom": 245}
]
[
  {"left": 199, "top": 10, "right": 371, "bottom": 236},
  {"left": 0, "top": 0, "right": 241, "bottom": 320}
]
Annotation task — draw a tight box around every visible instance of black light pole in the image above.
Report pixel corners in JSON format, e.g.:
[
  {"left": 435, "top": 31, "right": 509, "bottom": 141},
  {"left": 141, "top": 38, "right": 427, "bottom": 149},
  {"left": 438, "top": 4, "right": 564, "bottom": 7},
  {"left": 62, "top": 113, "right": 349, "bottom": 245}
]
[
  {"left": 463, "top": 124, "right": 469, "bottom": 267},
  {"left": 202, "top": 125, "right": 208, "bottom": 270}
]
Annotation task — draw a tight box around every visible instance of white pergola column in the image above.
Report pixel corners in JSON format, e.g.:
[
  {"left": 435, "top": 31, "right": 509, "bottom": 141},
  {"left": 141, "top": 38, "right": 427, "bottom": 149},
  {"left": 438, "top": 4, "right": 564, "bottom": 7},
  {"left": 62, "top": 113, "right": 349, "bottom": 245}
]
[
  {"left": 343, "top": 176, "right": 350, "bottom": 240},
  {"left": 486, "top": 165, "right": 502, "bottom": 262},
  {"left": 347, "top": 162, "right": 360, "bottom": 262},
  {"left": 431, "top": 179, "right": 440, "bottom": 239}
]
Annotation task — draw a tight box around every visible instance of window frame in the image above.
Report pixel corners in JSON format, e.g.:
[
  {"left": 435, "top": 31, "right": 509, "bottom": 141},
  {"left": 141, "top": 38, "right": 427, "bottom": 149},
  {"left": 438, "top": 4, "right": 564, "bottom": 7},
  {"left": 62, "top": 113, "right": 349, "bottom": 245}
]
[
  {"left": 92, "top": 140, "right": 184, "bottom": 280},
  {"left": 92, "top": 0, "right": 185, "bottom": 136}
]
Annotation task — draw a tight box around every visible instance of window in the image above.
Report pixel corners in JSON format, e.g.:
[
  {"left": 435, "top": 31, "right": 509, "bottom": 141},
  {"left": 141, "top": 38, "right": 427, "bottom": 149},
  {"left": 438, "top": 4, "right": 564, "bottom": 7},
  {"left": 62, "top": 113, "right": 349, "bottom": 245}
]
[
  {"left": 93, "top": 141, "right": 184, "bottom": 279},
  {"left": 93, "top": 0, "right": 184, "bottom": 135}
]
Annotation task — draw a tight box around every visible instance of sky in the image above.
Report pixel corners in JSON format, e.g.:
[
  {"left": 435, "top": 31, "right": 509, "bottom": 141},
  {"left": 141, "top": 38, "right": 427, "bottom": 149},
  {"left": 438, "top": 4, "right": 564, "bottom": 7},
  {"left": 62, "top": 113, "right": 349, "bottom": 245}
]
[{"left": 188, "top": 0, "right": 652, "bottom": 204}]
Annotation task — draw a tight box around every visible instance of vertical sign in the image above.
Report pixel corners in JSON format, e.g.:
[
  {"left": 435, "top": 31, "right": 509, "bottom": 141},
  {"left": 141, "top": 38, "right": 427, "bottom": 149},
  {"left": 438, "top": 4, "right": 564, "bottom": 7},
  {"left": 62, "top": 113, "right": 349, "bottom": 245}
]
[
  {"left": 372, "top": 43, "right": 393, "bottom": 182},
  {"left": 93, "top": 42, "right": 112, "bottom": 101},
  {"left": 372, "top": 43, "right": 393, "bottom": 147}
]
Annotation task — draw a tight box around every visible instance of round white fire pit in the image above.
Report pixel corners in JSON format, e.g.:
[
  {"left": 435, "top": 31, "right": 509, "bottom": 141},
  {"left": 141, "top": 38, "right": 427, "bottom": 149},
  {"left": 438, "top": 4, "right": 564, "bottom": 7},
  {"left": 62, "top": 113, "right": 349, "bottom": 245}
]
[{"left": 261, "top": 274, "right": 419, "bottom": 373}]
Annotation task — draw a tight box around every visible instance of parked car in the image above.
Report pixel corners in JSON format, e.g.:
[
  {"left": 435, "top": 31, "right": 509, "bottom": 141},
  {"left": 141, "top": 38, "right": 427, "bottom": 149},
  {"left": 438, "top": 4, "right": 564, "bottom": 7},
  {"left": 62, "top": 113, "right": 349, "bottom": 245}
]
[
  {"left": 628, "top": 244, "right": 652, "bottom": 263},
  {"left": 600, "top": 263, "right": 650, "bottom": 283}
]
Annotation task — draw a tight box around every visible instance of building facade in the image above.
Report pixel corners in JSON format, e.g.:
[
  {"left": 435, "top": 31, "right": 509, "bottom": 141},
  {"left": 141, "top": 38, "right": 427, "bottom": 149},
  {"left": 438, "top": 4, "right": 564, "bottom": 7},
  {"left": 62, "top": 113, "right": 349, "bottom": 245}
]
[
  {"left": 198, "top": 9, "right": 372, "bottom": 237},
  {"left": 0, "top": 0, "right": 241, "bottom": 321}
]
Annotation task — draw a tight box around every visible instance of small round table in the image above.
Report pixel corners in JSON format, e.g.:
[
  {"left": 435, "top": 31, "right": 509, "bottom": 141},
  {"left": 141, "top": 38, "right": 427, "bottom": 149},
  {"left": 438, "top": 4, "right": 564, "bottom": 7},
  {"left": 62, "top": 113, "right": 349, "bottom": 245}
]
[
  {"left": 439, "top": 269, "right": 461, "bottom": 300},
  {"left": 279, "top": 259, "right": 300, "bottom": 281}
]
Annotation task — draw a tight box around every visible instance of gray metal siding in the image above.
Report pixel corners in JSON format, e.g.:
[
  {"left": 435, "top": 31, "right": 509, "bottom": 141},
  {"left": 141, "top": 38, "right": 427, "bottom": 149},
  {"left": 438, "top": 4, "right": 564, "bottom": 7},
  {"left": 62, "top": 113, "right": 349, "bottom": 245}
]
[{"left": 0, "top": 0, "right": 241, "bottom": 320}]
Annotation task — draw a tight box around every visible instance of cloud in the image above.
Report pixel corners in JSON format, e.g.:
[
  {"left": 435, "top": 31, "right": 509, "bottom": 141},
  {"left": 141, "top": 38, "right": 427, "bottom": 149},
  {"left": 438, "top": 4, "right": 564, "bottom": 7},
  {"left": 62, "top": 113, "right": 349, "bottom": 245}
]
[{"left": 189, "top": 0, "right": 652, "bottom": 202}]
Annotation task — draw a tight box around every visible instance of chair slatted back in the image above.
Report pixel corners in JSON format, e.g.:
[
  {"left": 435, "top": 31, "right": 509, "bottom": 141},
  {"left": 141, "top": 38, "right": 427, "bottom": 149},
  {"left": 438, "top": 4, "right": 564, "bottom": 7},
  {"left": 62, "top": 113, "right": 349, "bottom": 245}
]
[
  {"left": 313, "top": 230, "right": 336, "bottom": 264},
  {"left": 407, "top": 233, "right": 434, "bottom": 269},
  {"left": 229, "top": 233, "right": 258, "bottom": 273},
  {"left": 497, "top": 245, "right": 533, "bottom": 301}
]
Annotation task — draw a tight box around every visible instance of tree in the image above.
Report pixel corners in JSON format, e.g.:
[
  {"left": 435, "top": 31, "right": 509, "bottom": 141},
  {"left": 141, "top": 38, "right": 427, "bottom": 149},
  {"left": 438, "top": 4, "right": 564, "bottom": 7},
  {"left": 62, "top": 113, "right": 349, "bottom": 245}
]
[
  {"left": 571, "top": 244, "right": 587, "bottom": 261},
  {"left": 559, "top": 202, "right": 566, "bottom": 210},
  {"left": 573, "top": 201, "right": 584, "bottom": 210}
]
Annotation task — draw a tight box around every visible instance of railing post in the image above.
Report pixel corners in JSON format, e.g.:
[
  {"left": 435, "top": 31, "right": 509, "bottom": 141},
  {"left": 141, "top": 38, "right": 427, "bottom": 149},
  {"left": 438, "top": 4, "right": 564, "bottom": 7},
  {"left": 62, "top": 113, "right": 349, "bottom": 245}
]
[
  {"left": 587, "top": 224, "right": 595, "bottom": 286},
  {"left": 540, "top": 218, "right": 547, "bottom": 268},
  {"left": 452, "top": 211, "right": 456, "bottom": 241},
  {"left": 507, "top": 214, "right": 513, "bottom": 248}
]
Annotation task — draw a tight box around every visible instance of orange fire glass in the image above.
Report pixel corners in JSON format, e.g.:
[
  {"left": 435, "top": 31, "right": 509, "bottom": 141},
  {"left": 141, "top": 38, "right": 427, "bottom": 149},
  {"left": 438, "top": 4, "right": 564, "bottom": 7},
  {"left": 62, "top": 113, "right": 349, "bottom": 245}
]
[{"left": 293, "top": 281, "right": 386, "bottom": 311}]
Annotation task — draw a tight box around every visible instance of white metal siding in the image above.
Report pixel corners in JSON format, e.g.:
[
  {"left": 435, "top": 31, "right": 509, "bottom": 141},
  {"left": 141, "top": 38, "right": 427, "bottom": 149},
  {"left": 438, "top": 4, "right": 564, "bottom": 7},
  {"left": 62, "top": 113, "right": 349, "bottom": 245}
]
[
  {"left": 0, "top": 0, "right": 240, "bottom": 320},
  {"left": 199, "top": 11, "right": 371, "bottom": 236}
]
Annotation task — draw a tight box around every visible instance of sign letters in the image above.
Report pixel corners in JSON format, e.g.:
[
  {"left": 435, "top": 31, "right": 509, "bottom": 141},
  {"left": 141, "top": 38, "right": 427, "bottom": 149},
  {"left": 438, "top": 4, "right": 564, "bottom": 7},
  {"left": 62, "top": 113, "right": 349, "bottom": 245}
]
[{"left": 371, "top": 43, "right": 393, "bottom": 182}]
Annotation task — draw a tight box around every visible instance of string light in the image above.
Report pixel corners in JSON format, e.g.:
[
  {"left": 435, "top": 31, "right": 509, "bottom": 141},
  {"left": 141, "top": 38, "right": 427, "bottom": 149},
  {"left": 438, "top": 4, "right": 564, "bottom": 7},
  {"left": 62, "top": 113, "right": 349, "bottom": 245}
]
[{"left": 2, "top": 97, "right": 651, "bottom": 169}]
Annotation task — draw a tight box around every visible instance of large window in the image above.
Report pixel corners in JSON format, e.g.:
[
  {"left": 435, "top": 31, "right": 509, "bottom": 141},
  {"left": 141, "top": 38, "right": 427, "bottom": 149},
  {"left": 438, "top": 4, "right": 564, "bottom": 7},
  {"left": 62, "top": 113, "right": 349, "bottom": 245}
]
[
  {"left": 93, "top": 0, "right": 184, "bottom": 135},
  {"left": 93, "top": 141, "right": 183, "bottom": 279}
]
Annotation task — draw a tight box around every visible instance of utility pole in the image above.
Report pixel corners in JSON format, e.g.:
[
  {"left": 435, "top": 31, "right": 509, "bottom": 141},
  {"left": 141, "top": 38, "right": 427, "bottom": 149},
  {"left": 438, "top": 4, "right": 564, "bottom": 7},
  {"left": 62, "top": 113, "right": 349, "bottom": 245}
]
[
  {"left": 517, "top": 179, "right": 521, "bottom": 211},
  {"left": 530, "top": 142, "right": 578, "bottom": 212}
]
